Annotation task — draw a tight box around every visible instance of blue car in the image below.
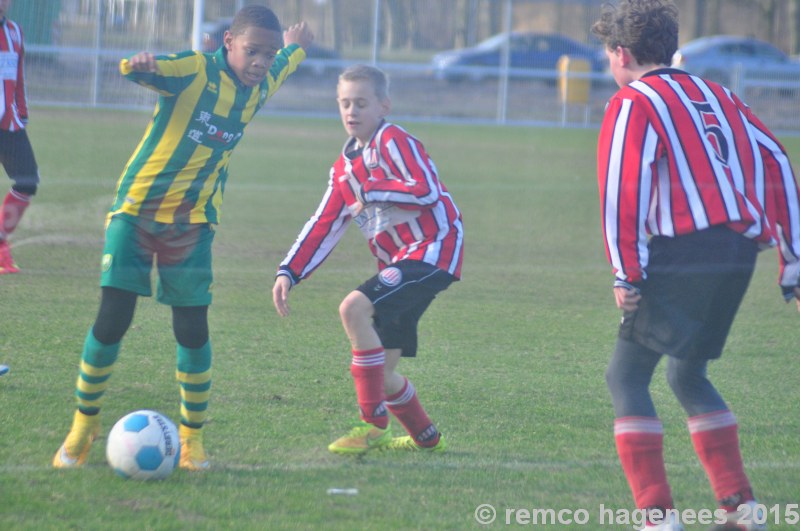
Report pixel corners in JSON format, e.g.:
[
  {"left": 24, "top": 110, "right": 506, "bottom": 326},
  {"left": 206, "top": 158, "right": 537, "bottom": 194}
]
[{"left": 431, "top": 32, "right": 607, "bottom": 82}]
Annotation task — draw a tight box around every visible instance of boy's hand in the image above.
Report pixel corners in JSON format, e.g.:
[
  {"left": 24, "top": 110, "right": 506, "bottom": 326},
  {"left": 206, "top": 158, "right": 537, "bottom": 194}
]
[
  {"left": 127, "top": 52, "right": 160, "bottom": 73},
  {"left": 284, "top": 22, "right": 314, "bottom": 50},
  {"left": 349, "top": 200, "right": 365, "bottom": 217},
  {"left": 272, "top": 275, "right": 293, "bottom": 317},
  {"left": 781, "top": 285, "right": 800, "bottom": 312},
  {"left": 614, "top": 285, "right": 641, "bottom": 312}
]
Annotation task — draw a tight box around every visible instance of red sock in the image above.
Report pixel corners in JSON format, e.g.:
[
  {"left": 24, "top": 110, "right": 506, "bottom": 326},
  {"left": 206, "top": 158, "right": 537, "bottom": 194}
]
[
  {"left": 688, "top": 410, "right": 752, "bottom": 506},
  {"left": 614, "top": 417, "right": 673, "bottom": 510},
  {"left": 350, "top": 348, "right": 388, "bottom": 429},
  {"left": 386, "top": 377, "right": 439, "bottom": 446},
  {"left": 0, "top": 190, "right": 31, "bottom": 238}
]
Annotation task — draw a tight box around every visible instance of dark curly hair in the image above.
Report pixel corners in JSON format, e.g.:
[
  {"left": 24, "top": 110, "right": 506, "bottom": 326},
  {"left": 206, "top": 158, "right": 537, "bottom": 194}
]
[
  {"left": 230, "top": 5, "right": 282, "bottom": 36},
  {"left": 591, "top": 0, "right": 679, "bottom": 65}
]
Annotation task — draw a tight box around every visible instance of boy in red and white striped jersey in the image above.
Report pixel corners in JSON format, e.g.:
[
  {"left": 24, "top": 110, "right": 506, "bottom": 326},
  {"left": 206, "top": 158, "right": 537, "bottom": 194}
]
[
  {"left": 0, "top": 0, "right": 39, "bottom": 274},
  {"left": 594, "top": 1, "right": 800, "bottom": 531},
  {"left": 272, "top": 64, "right": 464, "bottom": 454}
]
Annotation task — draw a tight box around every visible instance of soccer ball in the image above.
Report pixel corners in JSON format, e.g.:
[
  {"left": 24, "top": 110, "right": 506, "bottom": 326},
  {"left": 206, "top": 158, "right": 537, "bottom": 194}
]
[{"left": 106, "top": 410, "right": 181, "bottom": 480}]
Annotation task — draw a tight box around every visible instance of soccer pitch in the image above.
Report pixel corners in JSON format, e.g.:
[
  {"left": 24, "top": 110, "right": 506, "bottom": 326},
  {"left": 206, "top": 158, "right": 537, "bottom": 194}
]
[{"left": 1, "top": 108, "right": 798, "bottom": 530}]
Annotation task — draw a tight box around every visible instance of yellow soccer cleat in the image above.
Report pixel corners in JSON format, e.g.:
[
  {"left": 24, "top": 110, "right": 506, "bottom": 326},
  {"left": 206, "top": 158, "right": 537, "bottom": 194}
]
[
  {"left": 328, "top": 421, "right": 392, "bottom": 455},
  {"left": 179, "top": 425, "right": 209, "bottom": 471},
  {"left": 385, "top": 434, "right": 447, "bottom": 452},
  {"left": 52, "top": 411, "right": 100, "bottom": 468}
]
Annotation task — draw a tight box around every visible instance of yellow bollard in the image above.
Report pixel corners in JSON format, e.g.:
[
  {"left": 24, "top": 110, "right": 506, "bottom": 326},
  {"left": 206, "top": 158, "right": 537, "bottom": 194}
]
[{"left": 557, "top": 55, "right": 592, "bottom": 125}]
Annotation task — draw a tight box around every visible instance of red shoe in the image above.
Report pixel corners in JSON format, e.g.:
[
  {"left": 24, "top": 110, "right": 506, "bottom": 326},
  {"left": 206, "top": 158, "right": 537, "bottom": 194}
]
[{"left": 0, "top": 240, "right": 19, "bottom": 274}]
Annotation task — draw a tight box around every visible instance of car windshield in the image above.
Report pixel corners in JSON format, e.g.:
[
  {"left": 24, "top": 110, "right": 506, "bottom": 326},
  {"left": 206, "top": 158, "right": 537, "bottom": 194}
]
[
  {"left": 475, "top": 34, "right": 509, "bottom": 51},
  {"left": 752, "top": 42, "right": 787, "bottom": 61},
  {"left": 679, "top": 37, "right": 789, "bottom": 63},
  {"left": 678, "top": 39, "right": 714, "bottom": 54}
]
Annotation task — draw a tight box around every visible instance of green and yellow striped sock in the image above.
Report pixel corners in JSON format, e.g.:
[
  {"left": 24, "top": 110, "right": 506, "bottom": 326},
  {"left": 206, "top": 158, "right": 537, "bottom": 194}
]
[
  {"left": 75, "top": 330, "right": 120, "bottom": 416},
  {"left": 176, "top": 342, "right": 212, "bottom": 430}
]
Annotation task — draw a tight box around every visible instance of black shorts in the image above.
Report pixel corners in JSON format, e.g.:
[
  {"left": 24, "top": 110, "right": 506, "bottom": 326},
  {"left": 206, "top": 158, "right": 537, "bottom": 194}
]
[
  {"left": 0, "top": 129, "right": 39, "bottom": 195},
  {"left": 619, "top": 226, "right": 757, "bottom": 360},
  {"left": 357, "top": 260, "right": 455, "bottom": 357}
]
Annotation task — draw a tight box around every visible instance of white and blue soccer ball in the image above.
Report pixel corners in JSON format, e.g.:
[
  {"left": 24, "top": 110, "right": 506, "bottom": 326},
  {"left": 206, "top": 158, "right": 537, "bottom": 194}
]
[{"left": 106, "top": 410, "right": 180, "bottom": 480}]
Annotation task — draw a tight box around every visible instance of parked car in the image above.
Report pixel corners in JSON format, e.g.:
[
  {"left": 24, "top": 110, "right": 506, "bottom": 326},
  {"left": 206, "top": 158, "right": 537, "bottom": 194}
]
[
  {"left": 431, "top": 32, "right": 607, "bottom": 82},
  {"left": 202, "top": 18, "right": 340, "bottom": 76},
  {"left": 672, "top": 35, "right": 800, "bottom": 92}
]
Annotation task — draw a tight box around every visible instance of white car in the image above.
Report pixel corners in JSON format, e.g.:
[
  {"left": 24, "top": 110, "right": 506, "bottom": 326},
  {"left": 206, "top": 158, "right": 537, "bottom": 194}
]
[{"left": 672, "top": 35, "right": 800, "bottom": 94}]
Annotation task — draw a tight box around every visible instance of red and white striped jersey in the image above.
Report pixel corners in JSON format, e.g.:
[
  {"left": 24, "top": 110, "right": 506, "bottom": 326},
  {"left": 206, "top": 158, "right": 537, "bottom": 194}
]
[
  {"left": 279, "top": 122, "right": 464, "bottom": 283},
  {"left": 0, "top": 17, "right": 27, "bottom": 131},
  {"left": 598, "top": 68, "right": 800, "bottom": 288}
]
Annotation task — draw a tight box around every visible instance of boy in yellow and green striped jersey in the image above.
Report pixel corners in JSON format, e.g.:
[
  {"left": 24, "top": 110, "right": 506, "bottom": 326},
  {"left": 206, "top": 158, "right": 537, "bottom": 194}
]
[{"left": 53, "top": 6, "right": 314, "bottom": 471}]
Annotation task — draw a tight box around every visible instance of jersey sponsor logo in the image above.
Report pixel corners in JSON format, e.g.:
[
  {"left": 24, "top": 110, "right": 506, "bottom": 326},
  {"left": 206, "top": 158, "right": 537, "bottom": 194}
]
[
  {"left": 187, "top": 111, "right": 242, "bottom": 145},
  {"left": 206, "top": 82, "right": 218, "bottom": 94},
  {"left": 0, "top": 52, "right": 18, "bottom": 81},
  {"left": 379, "top": 266, "right": 402, "bottom": 287},
  {"left": 692, "top": 100, "right": 730, "bottom": 166}
]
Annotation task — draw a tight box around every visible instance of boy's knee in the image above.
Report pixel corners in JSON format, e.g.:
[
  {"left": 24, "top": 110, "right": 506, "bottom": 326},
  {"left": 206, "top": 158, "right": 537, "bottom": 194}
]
[
  {"left": 172, "top": 306, "right": 209, "bottom": 348},
  {"left": 12, "top": 182, "right": 37, "bottom": 196},
  {"left": 338, "top": 291, "right": 371, "bottom": 325}
]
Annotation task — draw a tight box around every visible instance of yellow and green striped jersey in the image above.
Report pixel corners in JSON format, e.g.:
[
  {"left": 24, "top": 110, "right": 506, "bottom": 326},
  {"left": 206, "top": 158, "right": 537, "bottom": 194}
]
[{"left": 110, "top": 45, "right": 305, "bottom": 225}]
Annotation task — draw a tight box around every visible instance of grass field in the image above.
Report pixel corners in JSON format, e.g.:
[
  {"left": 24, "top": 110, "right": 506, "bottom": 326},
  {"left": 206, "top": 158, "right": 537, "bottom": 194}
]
[{"left": 1, "top": 108, "right": 799, "bottom": 530}]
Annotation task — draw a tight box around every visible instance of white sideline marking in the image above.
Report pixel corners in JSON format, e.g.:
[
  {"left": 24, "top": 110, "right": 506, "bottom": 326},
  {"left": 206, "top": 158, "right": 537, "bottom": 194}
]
[
  {"left": 11, "top": 234, "right": 100, "bottom": 248},
  {"left": 4, "top": 458, "right": 798, "bottom": 474}
]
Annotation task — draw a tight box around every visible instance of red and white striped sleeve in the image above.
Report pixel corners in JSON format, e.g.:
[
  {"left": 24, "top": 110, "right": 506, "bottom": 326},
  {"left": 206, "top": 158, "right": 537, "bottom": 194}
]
[
  {"left": 277, "top": 164, "right": 352, "bottom": 284},
  {"left": 598, "top": 95, "right": 654, "bottom": 284},
  {"left": 739, "top": 99, "right": 800, "bottom": 289}
]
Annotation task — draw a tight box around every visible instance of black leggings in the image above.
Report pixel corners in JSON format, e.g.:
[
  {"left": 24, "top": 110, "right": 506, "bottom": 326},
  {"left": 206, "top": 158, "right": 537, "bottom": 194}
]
[
  {"left": 0, "top": 129, "right": 39, "bottom": 196},
  {"left": 606, "top": 338, "right": 727, "bottom": 418},
  {"left": 92, "top": 286, "right": 208, "bottom": 348}
]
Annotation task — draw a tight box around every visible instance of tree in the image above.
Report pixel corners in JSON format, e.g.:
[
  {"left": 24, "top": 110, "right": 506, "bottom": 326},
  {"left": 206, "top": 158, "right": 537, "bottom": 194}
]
[
  {"left": 794, "top": 0, "right": 800, "bottom": 54},
  {"left": 692, "top": 0, "right": 707, "bottom": 38},
  {"left": 756, "top": 0, "right": 778, "bottom": 43}
]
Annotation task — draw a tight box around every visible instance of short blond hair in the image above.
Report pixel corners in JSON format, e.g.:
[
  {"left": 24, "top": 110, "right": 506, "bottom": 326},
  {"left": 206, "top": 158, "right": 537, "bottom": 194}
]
[{"left": 338, "top": 64, "right": 389, "bottom": 100}]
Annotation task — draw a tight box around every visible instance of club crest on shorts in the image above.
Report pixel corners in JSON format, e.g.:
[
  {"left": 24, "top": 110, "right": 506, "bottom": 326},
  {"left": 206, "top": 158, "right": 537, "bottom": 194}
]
[
  {"left": 102, "top": 253, "right": 113, "bottom": 272},
  {"left": 379, "top": 267, "right": 402, "bottom": 287}
]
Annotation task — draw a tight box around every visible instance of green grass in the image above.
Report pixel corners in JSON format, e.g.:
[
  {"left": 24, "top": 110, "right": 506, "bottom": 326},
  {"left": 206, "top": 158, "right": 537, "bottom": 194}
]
[{"left": 1, "top": 108, "right": 799, "bottom": 530}]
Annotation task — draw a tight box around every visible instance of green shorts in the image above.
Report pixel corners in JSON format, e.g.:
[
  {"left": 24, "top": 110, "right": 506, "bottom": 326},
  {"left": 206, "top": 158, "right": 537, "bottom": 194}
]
[{"left": 100, "top": 213, "right": 216, "bottom": 306}]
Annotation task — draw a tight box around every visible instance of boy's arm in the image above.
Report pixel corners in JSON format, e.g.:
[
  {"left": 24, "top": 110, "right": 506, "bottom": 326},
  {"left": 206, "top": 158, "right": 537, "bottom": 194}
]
[
  {"left": 264, "top": 22, "right": 314, "bottom": 97},
  {"left": 743, "top": 104, "right": 800, "bottom": 301},
  {"left": 276, "top": 171, "right": 350, "bottom": 286},
  {"left": 15, "top": 33, "right": 27, "bottom": 124},
  {"left": 120, "top": 50, "right": 199, "bottom": 95},
  {"left": 597, "top": 96, "right": 650, "bottom": 286}
]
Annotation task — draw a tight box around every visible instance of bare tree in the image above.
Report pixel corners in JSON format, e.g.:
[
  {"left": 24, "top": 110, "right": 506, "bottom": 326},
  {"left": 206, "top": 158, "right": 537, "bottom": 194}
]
[
  {"left": 488, "top": 0, "right": 503, "bottom": 36},
  {"left": 385, "top": 0, "right": 408, "bottom": 49},
  {"left": 692, "top": 0, "right": 707, "bottom": 38},
  {"left": 707, "top": 0, "right": 720, "bottom": 34},
  {"left": 755, "top": 0, "right": 778, "bottom": 42},
  {"left": 794, "top": 0, "right": 800, "bottom": 54}
]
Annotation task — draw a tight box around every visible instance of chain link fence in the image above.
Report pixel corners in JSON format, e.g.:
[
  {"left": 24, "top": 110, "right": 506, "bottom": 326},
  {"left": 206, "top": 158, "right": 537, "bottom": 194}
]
[{"left": 14, "top": 0, "right": 800, "bottom": 133}]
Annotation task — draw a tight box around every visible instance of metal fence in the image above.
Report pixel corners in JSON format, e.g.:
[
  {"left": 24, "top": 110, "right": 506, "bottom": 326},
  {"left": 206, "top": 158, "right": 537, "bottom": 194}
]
[{"left": 15, "top": 0, "right": 800, "bottom": 133}]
